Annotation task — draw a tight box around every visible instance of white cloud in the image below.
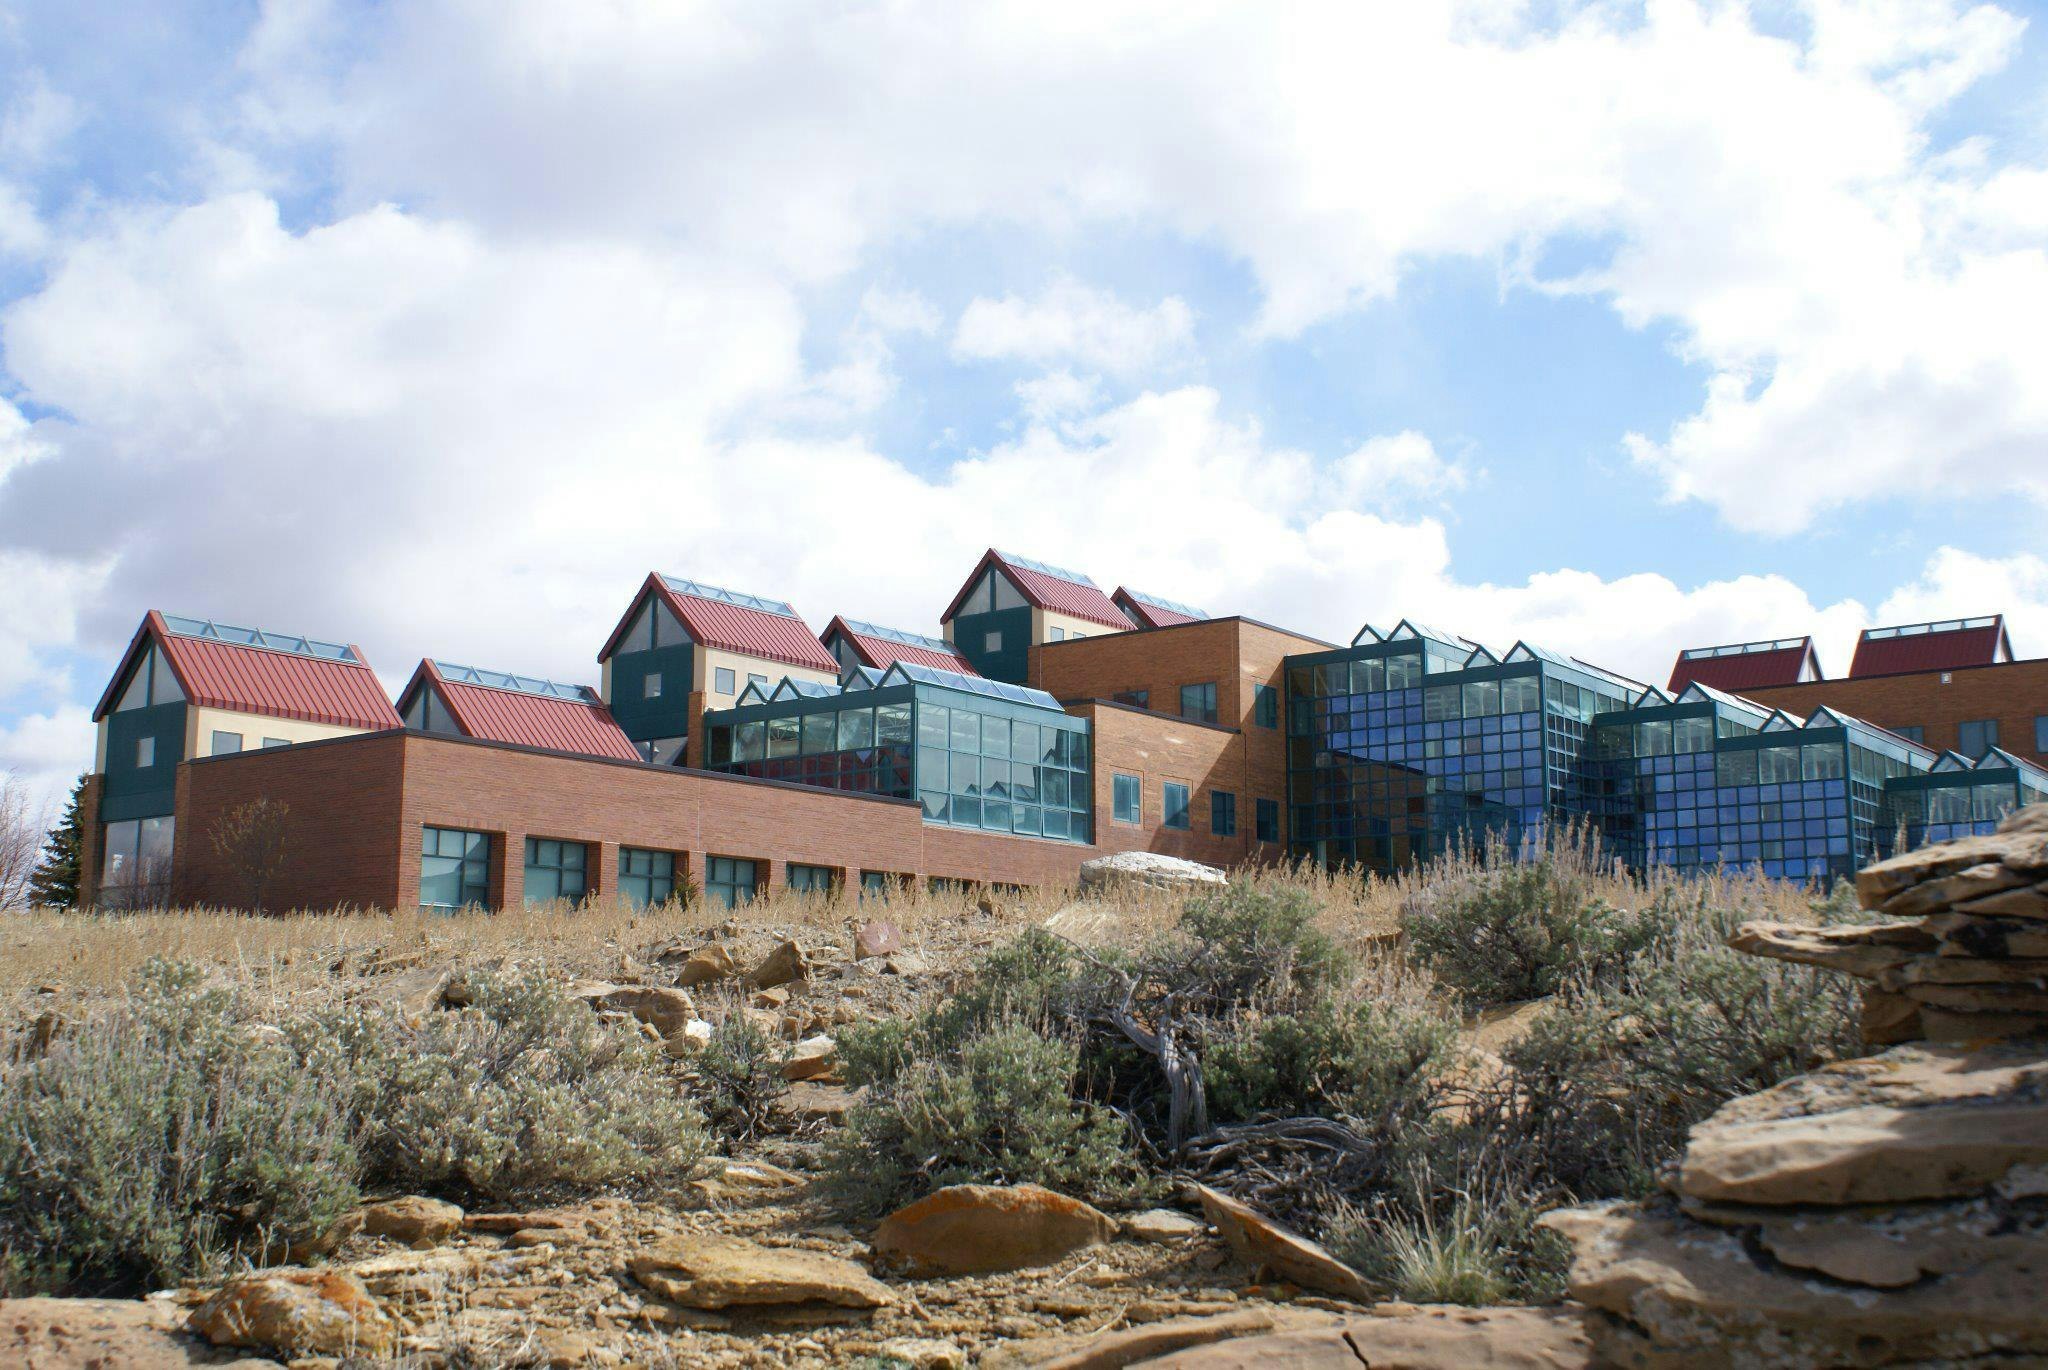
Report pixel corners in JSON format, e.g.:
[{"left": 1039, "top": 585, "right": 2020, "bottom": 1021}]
[
  {"left": 953, "top": 279, "right": 1195, "bottom": 379},
  {"left": 1326, "top": 431, "right": 1469, "bottom": 507},
  {"left": 0, "top": 704, "right": 94, "bottom": 825},
  {"left": 1012, "top": 369, "right": 1103, "bottom": 424},
  {"left": 0, "top": 70, "right": 78, "bottom": 167},
  {"left": 1874, "top": 547, "right": 2048, "bottom": 659}
]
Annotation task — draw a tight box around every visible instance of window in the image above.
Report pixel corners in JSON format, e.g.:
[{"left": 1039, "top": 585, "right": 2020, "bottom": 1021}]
[
  {"left": 705, "top": 856, "right": 759, "bottom": 908},
  {"left": 748, "top": 672, "right": 768, "bottom": 690},
  {"left": 1072, "top": 632, "right": 1086, "bottom": 640},
  {"left": 1211, "top": 789, "right": 1237, "bottom": 837},
  {"left": 1112, "top": 689, "right": 1149, "bottom": 708},
  {"left": 1163, "top": 782, "right": 1191, "bottom": 830},
  {"left": 211, "top": 730, "right": 243, "bottom": 756},
  {"left": 1959, "top": 718, "right": 1999, "bottom": 758},
  {"left": 1256, "top": 797, "right": 1280, "bottom": 843},
  {"left": 618, "top": 848, "right": 676, "bottom": 909},
  {"left": 1254, "top": 684, "right": 1278, "bottom": 728},
  {"left": 637, "top": 736, "right": 686, "bottom": 765},
  {"left": 2036, "top": 716, "right": 2048, "bottom": 754},
  {"left": 1180, "top": 682, "right": 1218, "bottom": 725},
  {"left": 714, "top": 667, "right": 736, "bottom": 694},
  {"left": 261, "top": 737, "right": 290, "bottom": 749},
  {"left": 99, "top": 816, "right": 175, "bottom": 909},
  {"left": 861, "top": 870, "right": 901, "bottom": 899},
  {"left": 1048, "top": 627, "right": 1065, "bottom": 642},
  {"left": 421, "top": 826, "right": 490, "bottom": 911},
  {"left": 136, "top": 736, "right": 155, "bottom": 768},
  {"left": 984, "top": 630, "right": 1003, "bottom": 652},
  {"left": 523, "top": 838, "right": 587, "bottom": 906},
  {"left": 786, "top": 863, "right": 837, "bottom": 893},
  {"left": 1113, "top": 773, "right": 1141, "bottom": 824},
  {"left": 643, "top": 671, "right": 663, "bottom": 699},
  {"left": 1894, "top": 725, "right": 1925, "bottom": 745}
]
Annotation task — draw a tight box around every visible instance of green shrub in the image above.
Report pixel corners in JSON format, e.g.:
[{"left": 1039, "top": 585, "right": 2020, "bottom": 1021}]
[
  {"left": 0, "top": 960, "right": 360, "bottom": 1295},
  {"left": 292, "top": 965, "right": 709, "bottom": 1200},
  {"left": 819, "top": 1021, "right": 1141, "bottom": 1219},
  {"left": 691, "top": 1015, "right": 789, "bottom": 1142},
  {"left": 1331, "top": 1181, "right": 1568, "bottom": 1306},
  {"left": 1204, "top": 998, "right": 1455, "bottom": 1128}
]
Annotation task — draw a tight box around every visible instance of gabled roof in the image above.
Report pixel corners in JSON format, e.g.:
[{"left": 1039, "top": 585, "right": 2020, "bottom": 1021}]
[
  {"left": 941, "top": 549, "right": 1128, "bottom": 631},
  {"left": 1669, "top": 636, "right": 1822, "bottom": 693},
  {"left": 400, "top": 660, "right": 640, "bottom": 761},
  {"left": 598, "top": 572, "right": 838, "bottom": 673},
  {"left": 93, "top": 611, "right": 401, "bottom": 729},
  {"left": 1849, "top": 616, "right": 2012, "bottom": 678},
  {"left": 820, "top": 615, "right": 976, "bottom": 674},
  {"left": 1111, "top": 587, "right": 1210, "bottom": 630}
]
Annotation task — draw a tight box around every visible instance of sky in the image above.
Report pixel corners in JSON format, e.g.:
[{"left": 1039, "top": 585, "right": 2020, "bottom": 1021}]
[{"left": 2, "top": 0, "right": 2048, "bottom": 820}]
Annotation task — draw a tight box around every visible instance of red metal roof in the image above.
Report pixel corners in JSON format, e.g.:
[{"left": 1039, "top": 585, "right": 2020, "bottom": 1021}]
[
  {"left": 597, "top": 573, "right": 838, "bottom": 673},
  {"left": 93, "top": 611, "right": 402, "bottom": 728},
  {"left": 406, "top": 661, "right": 641, "bottom": 761},
  {"left": 941, "top": 549, "right": 1129, "bottom": 631},
  {"left": 1849, "top": 617, "right": 2013, "bottom": 678},
  {"left": 820, "top": 615, "right": 976, "bottom": 674},
  {"left": 1112, "top": 587, "right": 1205, "bottom": 630},
  {"left": 1667, "top": 639, "right": 1819, "bottom": 694}
]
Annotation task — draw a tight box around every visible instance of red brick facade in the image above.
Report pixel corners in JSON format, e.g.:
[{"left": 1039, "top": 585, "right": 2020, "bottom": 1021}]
[
  {"left": 1742, "top": 659, "right": 2048, "bottom": 765},
  {"left": 164, "top": 729, "right": 1094, "bottom": 911}
]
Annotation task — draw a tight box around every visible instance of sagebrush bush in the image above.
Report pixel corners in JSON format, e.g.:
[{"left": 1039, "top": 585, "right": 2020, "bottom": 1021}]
[
  {"left": 819, "top": 1020, "right": 1142, "bottom": 1218},
  {"left": 292, "top": 965, "right": 709, "bottom": 1200},
  {"left": 0, "top": 960, "right": 360, "bottom": 1295},
  {"left": 1331, "top": 1179, "right": 1568, "bottom": 1306},
  {"left": 691, "top": 1014, "right": 788, "bottom": 1142},
  {"left": 1204, "top": 997, "right": 1455, "bottom": 1128}
]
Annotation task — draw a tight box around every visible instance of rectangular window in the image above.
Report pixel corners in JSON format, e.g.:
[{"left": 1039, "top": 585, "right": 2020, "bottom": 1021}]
[
  {"left": 1254, "top": 684, "right": 1278, "bottom": 728},
  {"left": 211, "top": 730, "right": 243, "bottom": 756},
  {"left": 714, "top": 666, "right": 736, "bottom": 694},
  {"left": 1959, "top": 718, "right": 1999, "bottom": 758},
  {"left": 523, "top": 837, "right": 588, "bottom": 907},
  {"left": 618, "top": 847, "right": 676, "bottom": 910},
  {"left": 1255, "top": 797, "right": 1280, "bottom": 843},
  {"left": 1112, "top": 689, "right": 1149, "bottom": 708},
  {"left": 984, "top": 630, "right": 1003, "bottom": 652},
  {"left": 1048, "top": 626, "right": 1065, "bottom": 642},
  {"left": 1163, "top": 782, "right": 1191, "bottom": 830},
  {"left": 643, "top": 671, "right": 662, "bottom": 699},
  {"left": 261, "top": 737, "right": 290, "bottom": 749},
  {"left": 1211, "top": 789, "right": 1237, "bottom": 837},
  {"left": 1113, "top": 773, "right": 1141, "bottom": 824},
  {"left": 748, "top": 672, "right": 769, "bottom": 690},
  {"left": 421, "top": 826, "right": 490, "bottom": 911},
  {"left": 1179, "top": 682, "right": 1218, "bottom": 725},
  {"left": 99, "top": 815, "right": 176, "bottom": 909},
  {"left": 861, "top": 870, "right": 900, "bottom": 899},
  {"left": 2036, "top": 716, "right": 2048, "bottom": 754},
  {"left": 1892, "top": 724, "right": 1924, "bottom": 744},
  {"left": 136, "top": 735, "right": 155, "bottom": 768},
  {"left": 706, "top": 856, "right": 759, "bottom": 908},
  {"left": 786, "top": 863, "right": 837, "bottom": 893}
]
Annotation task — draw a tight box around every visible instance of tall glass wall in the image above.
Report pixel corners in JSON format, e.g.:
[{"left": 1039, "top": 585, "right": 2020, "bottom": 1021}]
[
  {"left": 703, "top": 665, "right": 1092, "bottom": 844},
  {"left": 1882, "top": 751, "right": 2048, "bottom": 850},
  {"left": 1284, "top": 625, "right": 1636, "bottom": 872}
]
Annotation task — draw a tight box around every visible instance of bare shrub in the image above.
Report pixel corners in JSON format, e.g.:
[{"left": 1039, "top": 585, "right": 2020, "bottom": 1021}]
[
  {"left": 209, "top": 798, "right": 291, "bottom": 913},
  {"left": 0, "top": 771, "right": 48, "bottom": 910}
]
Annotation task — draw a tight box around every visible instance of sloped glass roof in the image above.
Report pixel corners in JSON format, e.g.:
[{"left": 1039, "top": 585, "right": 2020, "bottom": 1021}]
[
  {"left": 659, "top": 575, "right": 798, "bottom": 618},
  {"left": 735, "top": 681, "right": 773, "bottom": 705},
  {"left": 996, "top": 550, "right": 1098, "bottom": 587},
  {"left": 771, "top": 677, "right": 843, "bottom": 701},
  {"left": 1636, "top": 685, "right": 1674, "bottom": 706},
  {"left": 1675, "top": 681, "right": 1771, "bottom": 723},
  {"left": 1351, "top": 624, "right": 1387, "bottom": 646},
  {"left": 1122, "top": 588, "right": 1210, "bottom": 619},
  {"left": 1463, "top": 644, "right": 1500, "bottom": 666},
  {"left": 434, "top": 662, "right": 591, "bottom": 701},
  {"left": 1386, "top": 619, "right": 1463, "bottom": 645},
  {"left": 1760, "top": 710, "right": 1804, "bottom": 732},
  {"left": 1679, "top": 637, "right": 1809, "bottom": 659},
  {"left": 842, "top": 618, "right": 953, "bottom": 651},
  {"left": 880, "top": 660, "right": 1064, "bottom": 709},
  {"left": 1862, "top": 616, "right": 2000, "bottom": 640},
  {"left": 1929, "top": 751, "right": 1973, "bottom": 772},
  {"left": 163, "top": 615, "right": 359, "bottom": 662},
  {"left": 1974, "top": 745, "right": 2032, "bottom": 771}
]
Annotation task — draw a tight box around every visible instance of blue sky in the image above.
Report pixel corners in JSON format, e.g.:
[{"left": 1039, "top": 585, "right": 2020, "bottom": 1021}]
[{"left": 1, "top": 0, "right": 2047, "bottom": 817}]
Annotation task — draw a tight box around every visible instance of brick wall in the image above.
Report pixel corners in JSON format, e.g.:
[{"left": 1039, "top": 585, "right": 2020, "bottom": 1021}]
[
  {"left": 76, "top": 772, "right": 103, "bottom": 908},
  {"left": 1080, "top": 701, "right": 1254, "bottom": 865},
  {"left": 1743, "top": 659, "right": 2048, "bottom": 765}
]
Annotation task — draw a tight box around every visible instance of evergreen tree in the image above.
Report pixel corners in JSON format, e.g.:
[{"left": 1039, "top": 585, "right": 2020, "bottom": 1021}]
[{"left": 28, "top": 775, "right": 85, "bottom": 910}]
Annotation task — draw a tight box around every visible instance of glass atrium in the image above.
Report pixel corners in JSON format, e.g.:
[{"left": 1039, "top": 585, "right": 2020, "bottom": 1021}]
[
  {"left": 1880, "top": 747, "right": 2048, "bottom": 851},
  {"left": 1284, "top": 622, "right": 1641, "bottom": 871},
  {"left": 703, "top": 662, "right": 1093, "bottom": 843}
]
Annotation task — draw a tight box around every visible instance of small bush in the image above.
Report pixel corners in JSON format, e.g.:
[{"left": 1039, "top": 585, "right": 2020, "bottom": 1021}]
[
  {"left": 691, "top": 1015, "right": 789, "bottom": 1142},
  {"left": 293, "top": 965, "right": 709, "bottom": 1200},
  {"left": 1204, "top": 997, "right": 1455, "bottom": 1128},
  {"left": 819, "top": 1020, "right": 1142, "bottom": 1219},
  {"left": 1332, "top": 1181, "right": 1568, "bottom": 1306},
  {"left": 0, "top": 961, "right": 360, "bottom": 1295}
]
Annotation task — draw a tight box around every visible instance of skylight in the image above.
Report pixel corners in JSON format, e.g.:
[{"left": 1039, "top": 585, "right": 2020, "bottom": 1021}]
[
  {"left": 434, "top": 662, "right": 591, "bottom": 702},
  {"left": 1122, "top": 588, "right": 1210, "bottom": 619},
  {"left": 996, "top": 550, "right": 1098, "bottom": 588},
  {"left": 1862, "top": 616, "right": 1999, "bottom": 640},
  {"left": 659, "top": 575, "right": 798, "bottom": 618},
  {"left": 879, "top": 660, "right": 1065, "bottom": 709},
  {"left": 162, "top": 615, "right": 359, "bottom": 663},
  {"left": 1679, "top": 637, "right": 1808, "bottom": 659},
  {"left": 843, "top": 619, "right": 954, "bottom": 652}
]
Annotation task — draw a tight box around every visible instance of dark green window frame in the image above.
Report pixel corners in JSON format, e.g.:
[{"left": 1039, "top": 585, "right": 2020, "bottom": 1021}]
[
  {"left": 786, "top": 863, "right": 838, "bottom": 893},
  {"left": 1211, "top": 789, "right": 1237, "bottom": 837},
  {"left": 706, "top": 856, "right": 759, "bottom": 908},
  {"left": 1255, "top": 797, "right": 1280, "bottom": 843},
  {"left": 1164, "top": 782, "right": 1191, "bottom": 830},
  {"left": 1180, "top": 682, "right": 1218, "bottom": 725},
  {"left": 1112, "top": 773, "right": 1141, "bottom": 823},
  {"left": 1254, "top": 684, "right": 1278, "bottom": 728},
  {"left": 1959, "top": 718, "right": 1999, "bottom": 758},
  {"left": 618, "top": 847, "right": 676, "bottom": 909},
  {"left": 422, "top": 826, "right": 490, "bottom": 911},
  {"left": 524, "top": 837, "right": 588, "bottom": 907}
]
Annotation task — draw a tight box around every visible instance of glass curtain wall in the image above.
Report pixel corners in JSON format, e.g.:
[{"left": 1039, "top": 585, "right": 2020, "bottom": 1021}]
[{"left": 1882, "top": 750, "right": 2048, "bottom": 850}]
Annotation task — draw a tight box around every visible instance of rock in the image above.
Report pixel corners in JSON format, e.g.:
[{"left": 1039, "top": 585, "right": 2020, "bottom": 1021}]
[
  {"left": 883, "top": 950, "right": 932, "bottom": 976},
  {"left": 664, "top": 1019, "right": 715, "bottom": 1056},
  {"left": 0, "top": 1296, "right": 269, "bottom": 1369},
  {"left": 783, "top": 1033, "right": 837, "bottom": 1081},
  {"left": 1195, "top": 1184, "right": 1372, "bottom": 1302},
  {"left": 1680, "top": 1191, "right": 2033, "bottom": 1289},
  {"left": 1544, "top": 1200, "right": 2048, "bottom": 1367},
  {"left": 1900, "top": 982, "right": 2048, "bottom": 1013},
  {"left": 1078, "top": 850, "right": 1227, "bottom": 892},
  {"left": 877, "top": 1337, "right": 965, "bottom": 1368},
  {"left": 1137, "top": 1306, "right": 1595, "bottom": 1369},
  {"left": 359, "top": 1195, "right": 464, "bottom": 1246},
  {"left": 1855, "top": 821, "right": 2048, "bottom": 907},
  {"left": 854, "top": 919, "right": 904, "bottom": 960},
  {"left": 749, "top": 940, "right": 811, "bottom": 989},
  {"left": 1726, "top": 920, "right": 1926, "bottom": 979},
  {"left": 587, "top": 985, "right": 696, "bottom": 1038},
  {"left": 1926, "top": 912, "right": 2048, "bottom": 958},
  {"left": 628, "top": 1233, "right": 892, "bottom": 1310},
  {"left": 1121, "top": 1208, "right": 1208, "bottom": 1243},
  {"left": 783, "top": 1081, "right": 862, "bottom": 1124},
  {"left": 871, "top": 1183, "right": 1116, "bottom": 1275},
  {"left": 753, "top": 986, "right": 791, "bottom": 1008},
  {"left": 1858, "top": 986, "right": 1922, "bottom": 1046},
  {"left": 979, "top": 1309, "right": 1348, "bottom": 1369},
  {"left": 1952, "top": 882, "right": 2048, "bottom": 920},
  {"left": 188, "top": 1270, "right": 396, "bottom": 1358},
  {"left": 671, "top": 942, "right": 739, "bottom": 987},
  {"left": 1879, "top": 861, "right": 2036, "bottom": 918}
]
